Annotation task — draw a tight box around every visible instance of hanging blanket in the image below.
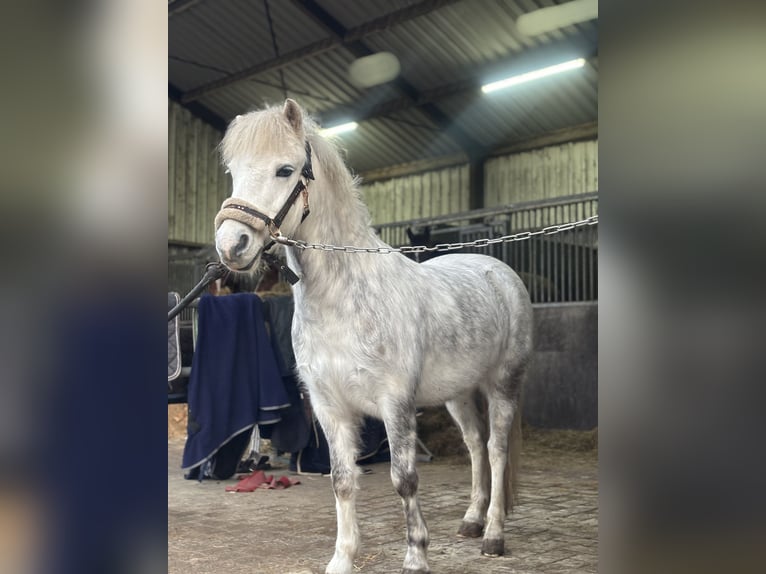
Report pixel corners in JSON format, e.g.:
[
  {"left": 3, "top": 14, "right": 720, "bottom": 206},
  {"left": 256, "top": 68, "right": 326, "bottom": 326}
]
[{"left": 182, "top": 293, "right": 290, "bottom": 472}]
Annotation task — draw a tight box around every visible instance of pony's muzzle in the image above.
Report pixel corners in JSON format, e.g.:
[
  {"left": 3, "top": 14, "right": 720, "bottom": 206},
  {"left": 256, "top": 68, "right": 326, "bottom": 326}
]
[{"left": 215, "top": 219, "right": 265, "bottom": 271}]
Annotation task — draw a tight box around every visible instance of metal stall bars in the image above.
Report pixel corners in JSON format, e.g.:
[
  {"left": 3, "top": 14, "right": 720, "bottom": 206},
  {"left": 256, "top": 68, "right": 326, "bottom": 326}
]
[{"left": 374, "top": 192, "right": 598, "bottom": 304}]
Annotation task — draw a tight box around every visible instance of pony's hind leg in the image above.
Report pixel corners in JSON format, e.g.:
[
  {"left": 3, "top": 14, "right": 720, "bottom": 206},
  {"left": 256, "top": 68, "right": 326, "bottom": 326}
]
[
  {"left": 312, "top": 404, "right": 362, "bottom": 574},
  {"left": 382, "top": 400, "right": 430, "bottom": 574},
  {"left": 445, "top": 392, "right": 490, "bottom": 538},
  {"left": 481, "top": 392, "right": 520, "bottom": 557}
]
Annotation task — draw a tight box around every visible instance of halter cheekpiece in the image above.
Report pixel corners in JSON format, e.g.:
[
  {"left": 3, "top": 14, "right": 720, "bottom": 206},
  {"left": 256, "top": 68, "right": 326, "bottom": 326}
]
[{"left": 214, "top": 141, "right": 315, "bottom": 284}]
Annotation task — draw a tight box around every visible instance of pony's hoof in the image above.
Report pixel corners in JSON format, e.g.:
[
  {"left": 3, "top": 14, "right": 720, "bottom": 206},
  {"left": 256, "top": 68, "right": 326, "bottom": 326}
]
[
  {"left": 480, "top": 538, "right": 506, "bottom": 557},
  {"left": 457, "top": 521, "right": 484, "bottom": 538}
]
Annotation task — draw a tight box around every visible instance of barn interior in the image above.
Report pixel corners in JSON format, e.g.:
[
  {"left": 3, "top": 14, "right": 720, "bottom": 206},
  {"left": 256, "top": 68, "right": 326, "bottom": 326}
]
[{"left": 168, "top": 1, "right": 598, "bottom": 572}]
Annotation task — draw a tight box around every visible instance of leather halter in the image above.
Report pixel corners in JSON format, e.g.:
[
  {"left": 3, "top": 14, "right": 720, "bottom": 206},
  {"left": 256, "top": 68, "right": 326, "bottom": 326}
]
[
  {"left": 215, "top": 141, "right": 314, "bottom": 236},
  {"left": 213, "top": 141, "right": 314, "bottom": 284}
]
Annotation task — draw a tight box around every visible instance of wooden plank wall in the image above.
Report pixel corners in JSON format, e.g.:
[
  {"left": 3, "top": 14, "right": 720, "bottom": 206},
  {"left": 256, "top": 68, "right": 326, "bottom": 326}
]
[
  {"left": 360, "top": 140, "right": 596, "bottom": 225},
  {"left": 168, "top": 100, "right": 230, "bottom": 244},
  {"left": 484, "top": 140, "right": 598, "bottom": 206},
  {"left": 360, "top": 164, "right": 470, "bottom": 225}
]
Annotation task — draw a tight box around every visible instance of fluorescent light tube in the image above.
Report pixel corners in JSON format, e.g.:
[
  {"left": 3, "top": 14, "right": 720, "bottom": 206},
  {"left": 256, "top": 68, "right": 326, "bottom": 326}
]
[
  {"left": 481, "top": 58, "right": 586, "bottom": 93},
  {"left": 320, "top": 121, "right": 358, "bottom": 136}
]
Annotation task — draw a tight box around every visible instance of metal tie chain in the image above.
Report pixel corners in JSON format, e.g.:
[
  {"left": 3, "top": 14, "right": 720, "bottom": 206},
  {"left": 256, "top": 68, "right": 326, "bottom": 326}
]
[{"left": 271, "top": 214, "right": 598, "bottom": 254}]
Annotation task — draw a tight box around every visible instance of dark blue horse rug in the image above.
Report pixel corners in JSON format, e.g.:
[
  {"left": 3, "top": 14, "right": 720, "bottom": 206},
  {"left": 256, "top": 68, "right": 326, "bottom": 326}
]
[{"left": 182, "top": 293, "right": 289, "bottom": 479}]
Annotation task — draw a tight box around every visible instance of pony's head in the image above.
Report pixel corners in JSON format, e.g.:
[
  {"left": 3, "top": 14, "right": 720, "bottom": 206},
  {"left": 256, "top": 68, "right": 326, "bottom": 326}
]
[{"left": 215, "top": 99, "right": 315, "bottom": 271}]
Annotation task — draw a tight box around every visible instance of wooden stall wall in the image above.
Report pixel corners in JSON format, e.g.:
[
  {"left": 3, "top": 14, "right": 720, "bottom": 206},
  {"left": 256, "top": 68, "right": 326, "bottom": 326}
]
[
  {"left": 485, "top": 140, "right": 598, "bottom": 206},
  {"left": 361, "top": 164, "right": 470, "bottom": 225},
  {"left": 360, "top": 140, "right": 596, "bottom": 226},
  {"left": 168, "top": 100, "right": 230, "bottom": 245}
]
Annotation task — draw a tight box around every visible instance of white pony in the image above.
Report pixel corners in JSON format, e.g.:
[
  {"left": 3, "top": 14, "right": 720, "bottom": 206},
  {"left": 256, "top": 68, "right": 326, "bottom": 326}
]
[{"left": 215, "top": 100, "right": 532, "bottom": 574}]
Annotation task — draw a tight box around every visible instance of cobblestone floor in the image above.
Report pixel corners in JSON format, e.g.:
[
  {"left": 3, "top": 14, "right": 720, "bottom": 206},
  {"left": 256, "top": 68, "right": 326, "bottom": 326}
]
[{"left": 168, "top": 438, "right": 597, "bottom": 574}]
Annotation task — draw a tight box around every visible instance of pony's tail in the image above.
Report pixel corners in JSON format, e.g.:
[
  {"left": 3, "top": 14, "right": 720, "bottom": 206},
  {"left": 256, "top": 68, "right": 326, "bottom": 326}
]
[{"left": 505, "top": 396, "right": 523, "bottom": 514}]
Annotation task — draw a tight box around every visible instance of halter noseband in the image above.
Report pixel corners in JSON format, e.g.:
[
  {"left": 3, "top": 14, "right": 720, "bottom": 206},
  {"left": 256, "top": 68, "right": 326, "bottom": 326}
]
[{"left": 213, "top": 141, "right": 314, "bottom": 284}]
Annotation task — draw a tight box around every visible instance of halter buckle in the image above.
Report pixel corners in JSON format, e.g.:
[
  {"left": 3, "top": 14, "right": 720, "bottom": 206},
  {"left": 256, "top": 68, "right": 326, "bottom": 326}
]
[{"left": 267, "top": 220, "right": 282, "bottom": 238}]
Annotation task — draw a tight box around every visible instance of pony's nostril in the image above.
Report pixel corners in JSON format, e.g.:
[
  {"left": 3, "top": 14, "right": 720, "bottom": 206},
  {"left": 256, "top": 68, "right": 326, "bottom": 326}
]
[{"left": 234, "top": 233, "right": 249, "bottom": 256}]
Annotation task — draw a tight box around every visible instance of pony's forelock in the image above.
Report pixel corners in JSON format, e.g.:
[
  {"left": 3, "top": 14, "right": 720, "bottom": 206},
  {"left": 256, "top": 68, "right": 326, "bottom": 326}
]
[
  {"left": 219, "top": 103, "right": 320, "bottom": 166},
  {"left": 220, "top": 101, "right": 359, "bottom": 191},
  {"left": 218, "top": 100, "right": 365, "bottom": 224}
]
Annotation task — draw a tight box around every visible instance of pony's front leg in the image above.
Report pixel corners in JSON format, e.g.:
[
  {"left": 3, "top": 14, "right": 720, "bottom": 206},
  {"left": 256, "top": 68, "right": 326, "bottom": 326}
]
[
  {"left": 313, "top": 405, "right": 361, "bottom": 574},
  {"left": 383, "top": 401, "right": 430, "bottom": 574}
]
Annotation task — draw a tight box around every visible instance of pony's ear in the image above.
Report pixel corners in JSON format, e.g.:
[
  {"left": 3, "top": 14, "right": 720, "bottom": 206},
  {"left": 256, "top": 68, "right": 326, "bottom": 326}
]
[{"left": 283, "top": 99, "right": 304, "bottom": 135}]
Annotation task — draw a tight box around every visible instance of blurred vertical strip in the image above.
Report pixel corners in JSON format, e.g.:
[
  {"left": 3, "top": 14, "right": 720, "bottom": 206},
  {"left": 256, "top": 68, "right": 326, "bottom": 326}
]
[
  {"left": 0, "top": 1, "right": 167, "bottom": 573},
  {"left": 600, "top": 1, "right": 766, "bottom": 574}
]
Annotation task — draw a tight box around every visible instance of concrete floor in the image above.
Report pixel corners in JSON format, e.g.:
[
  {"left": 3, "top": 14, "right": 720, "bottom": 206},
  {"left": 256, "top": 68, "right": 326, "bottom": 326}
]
[{"left": 168, "top": 438, "right": 597, "bottom": 574}]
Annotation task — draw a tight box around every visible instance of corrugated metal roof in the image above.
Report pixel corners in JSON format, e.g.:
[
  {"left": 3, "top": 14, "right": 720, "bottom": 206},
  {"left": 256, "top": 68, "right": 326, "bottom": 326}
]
[
  {"left": 197, "top": 49, "right": 406, "bottom": 121},
  {"left": 436, "top": 59, "right": 598, "bottom": 149},
  {"left": 342, "top": 108, "right": 463, "bottom": 172},
  {"left": 363, "top": 1, "right": 596, "bottom": 91},
  {"left": 168, "top": 57, "right": 224, "bottom": 93},
  {"left": 170, "top": 0, "right": 330, "bottom": 91},
  {"left": 169, "top": 0, "right": 598, "bottom": 174}
]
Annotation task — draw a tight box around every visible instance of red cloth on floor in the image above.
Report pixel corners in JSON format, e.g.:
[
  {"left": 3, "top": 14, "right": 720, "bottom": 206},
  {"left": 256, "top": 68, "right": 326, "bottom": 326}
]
[{"left": 225, "top": 470, "right": 300, "bottom": 492}]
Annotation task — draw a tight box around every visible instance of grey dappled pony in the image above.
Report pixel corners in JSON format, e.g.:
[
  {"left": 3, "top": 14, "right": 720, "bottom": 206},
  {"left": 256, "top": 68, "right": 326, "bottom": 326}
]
[{"left": 214, "top": 99, "right": 532, "bottom": 574}]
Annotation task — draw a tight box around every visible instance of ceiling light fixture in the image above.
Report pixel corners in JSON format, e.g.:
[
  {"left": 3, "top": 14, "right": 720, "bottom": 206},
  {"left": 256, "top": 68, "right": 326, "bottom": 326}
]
[
  {"left": 516, "top": 0, "right": 598, "bottom": 37},
  {"left": 348, "top": 52, "right": 401, "bottom": 88},
  {"left": 481, "top": 58, "right": 586, "bottom": 94},
  {"left": 320, "top": 121, "right": 358, "bottom": 136}
]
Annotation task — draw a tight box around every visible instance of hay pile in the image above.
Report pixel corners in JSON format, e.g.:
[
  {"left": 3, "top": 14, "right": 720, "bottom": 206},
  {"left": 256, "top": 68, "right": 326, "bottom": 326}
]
[
  {"left": 523, "top": 425, "right": 598, "bottom": 452},
  {"left": 168, "top": 404, "right": 188, "bottom": 439},
  {"left": 416, "top": 406, "right": 598, "bottom": 460},
  {"left": 416, "top": 407, "right": 470, "bottom": 461}
]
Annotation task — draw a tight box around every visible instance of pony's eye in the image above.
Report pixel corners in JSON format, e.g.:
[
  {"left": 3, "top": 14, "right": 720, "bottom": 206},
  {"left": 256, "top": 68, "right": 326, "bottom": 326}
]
[{"left": 276, "top": 166, "right": 294, "bottom": 178}]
